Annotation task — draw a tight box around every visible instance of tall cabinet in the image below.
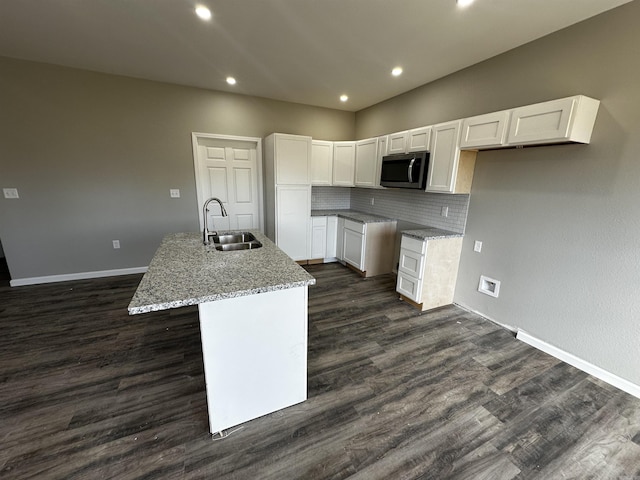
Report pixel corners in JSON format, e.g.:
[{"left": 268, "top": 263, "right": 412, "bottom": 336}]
[{"left": 264, "top": 133, "right": 312, "bottom": 261}]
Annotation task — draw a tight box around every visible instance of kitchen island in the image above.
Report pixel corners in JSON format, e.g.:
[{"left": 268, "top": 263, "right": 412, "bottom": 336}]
[{"left": 128, "top": 231, "right": 315, "bottom": 434}]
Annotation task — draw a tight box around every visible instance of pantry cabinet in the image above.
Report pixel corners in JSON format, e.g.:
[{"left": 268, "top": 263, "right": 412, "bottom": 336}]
[{"left": 396, "top": 234, "right": 463, "bottom": 311}]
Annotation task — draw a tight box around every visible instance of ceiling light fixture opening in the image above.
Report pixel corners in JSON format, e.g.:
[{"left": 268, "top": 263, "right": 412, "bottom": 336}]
[
  {"left": 226, "top": 76, "right": 237, "bottom": 85},
  {"left": 340, "top": 94, "right": 348, "bottom": 102},
  {"left": 391, "top": 67, "right": 403, "bottom": 77},
  {"left": 456, "top": 0, "right": 474, "bottom": 8},
  {"left": 195, "top": 5, "right": 212, "bottom": 20}
]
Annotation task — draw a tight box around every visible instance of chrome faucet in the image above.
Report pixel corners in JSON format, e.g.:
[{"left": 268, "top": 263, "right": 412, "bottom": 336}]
[{"left": 202, "top": 197, "right": 228, "bottom": 244}]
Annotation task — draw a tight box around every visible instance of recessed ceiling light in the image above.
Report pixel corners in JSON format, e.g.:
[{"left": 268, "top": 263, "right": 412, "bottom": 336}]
[
  {"left": 195, "top": 5, "right": 212, "bottom": 20},
  {"left": 226, "top": 76, "right": 237, "bottom": 85},
  {"left": 456, "top": 0, "right": 474, "bottom": 7},
  {"left": 391, "top": 66, "right": 403, "bottom": 77},
  {"left": 340, "top": 94, "right": 348, "bottom": 102}
]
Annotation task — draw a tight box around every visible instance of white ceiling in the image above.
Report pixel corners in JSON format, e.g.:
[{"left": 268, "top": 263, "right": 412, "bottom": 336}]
[{"left": 0, "top": 0, "right": 632, "bottom": 111}]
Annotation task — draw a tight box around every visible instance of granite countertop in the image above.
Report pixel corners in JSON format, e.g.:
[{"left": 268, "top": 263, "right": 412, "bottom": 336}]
[
  {"left": 401, "top": 227, "right": 463, "bottom": 240},
  {"left": 311, "top": 209, "right": 396, "bottom": 224},
  {"left": 128, "top": 231, "right": 315, "bottom": 315}
]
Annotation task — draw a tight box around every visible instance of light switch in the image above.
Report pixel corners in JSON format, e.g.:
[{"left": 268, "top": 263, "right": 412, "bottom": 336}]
[
  {"left": 3, "top": 188, "right": 19, "bottom": 199},
  {"left": 170, "top": 189, "right": 180, "bottom": 198}
]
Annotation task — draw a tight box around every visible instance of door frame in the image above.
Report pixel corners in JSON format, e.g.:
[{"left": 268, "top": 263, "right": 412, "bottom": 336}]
[{"left": 191, "top": 132, "right": 264, "bottom": 233}]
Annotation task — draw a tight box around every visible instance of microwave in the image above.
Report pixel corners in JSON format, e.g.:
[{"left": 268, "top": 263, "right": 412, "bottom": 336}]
[{"left": 380, "top": 151, "right": 429, "bottom": 189}]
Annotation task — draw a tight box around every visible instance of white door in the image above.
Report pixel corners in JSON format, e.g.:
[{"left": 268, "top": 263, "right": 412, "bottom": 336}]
[{"left": 192, "top": 134, "right": 263, "bottom": 232}]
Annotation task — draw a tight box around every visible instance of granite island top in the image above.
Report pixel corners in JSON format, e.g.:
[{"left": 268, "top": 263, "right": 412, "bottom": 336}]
[
  {"left": 128, "top": 231, "right": 315, "bottom": 315},
  {"left": 311, "top": 209, "right": 396, "bottom": 224}
]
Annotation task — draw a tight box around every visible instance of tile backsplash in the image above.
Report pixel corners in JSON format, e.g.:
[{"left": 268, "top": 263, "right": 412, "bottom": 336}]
[{"left": 312, "top": 186, "right": 470, "bottom": 233}]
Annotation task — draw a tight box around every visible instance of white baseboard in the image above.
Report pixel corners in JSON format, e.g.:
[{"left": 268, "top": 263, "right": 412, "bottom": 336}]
[
  {"left": 10, "top": 266, "right": 148, "bottom": 287},
  {"left": 516, "top": 329, "right": 640, "bottom": 400}
]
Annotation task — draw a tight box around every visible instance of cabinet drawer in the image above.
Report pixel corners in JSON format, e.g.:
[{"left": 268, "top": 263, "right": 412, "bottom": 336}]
[
  {"left": 344, "top": 219, "right": 365, "bottom": 234},
  {"left": 400, "top": 235, "right": 426, "bottom": 254},
  {"left": 396, "top": 272, "right": 422, "bottom": 303},
  {"left": 398, "top": 248, "right": 425, "bottom": 279}
]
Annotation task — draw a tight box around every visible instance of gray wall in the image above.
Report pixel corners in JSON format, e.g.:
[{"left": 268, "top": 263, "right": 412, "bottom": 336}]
[
  {"left": 0, "top": 57, "right": 354, "bottom": 280},
  {"left": 357, "top": 1, "right": 640, "bottom": 386}
]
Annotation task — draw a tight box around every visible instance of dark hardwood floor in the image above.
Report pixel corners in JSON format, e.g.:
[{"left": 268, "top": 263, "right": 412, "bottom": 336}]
[{"left": 1, "top": 259, "right": 639, "bottom": 479}]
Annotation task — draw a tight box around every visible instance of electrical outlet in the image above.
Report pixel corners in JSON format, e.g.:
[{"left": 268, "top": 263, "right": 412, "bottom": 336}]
[
  {"left": 170, "top": 189, "right": 180, "bottom": 198},
  {"left": 112, "top": 240, "right": 121, "bottom": 249},
  {"left": 441, "top": 206, "right": 448, "bottom": 217},
  {"left": 474, "top": 240, "right": 482, "bottom": 252},
  {"left": 370, "top": 197, "right": 375, "bottom": 206},
  {"left": 3, "top": 188, "right": 19, "bottom": 199}
]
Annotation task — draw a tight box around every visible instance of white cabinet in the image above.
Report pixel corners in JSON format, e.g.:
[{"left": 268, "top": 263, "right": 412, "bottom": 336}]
[
  {"left": 387, "top": 131, "right": 408, "bottom": 154},
  {"left": 275, "top": 186, "right": 310, "bottom": 261},
  {"left": 343, "top": 220, "right": 366, "bottom": 271},
  {"left": 354, "top": 137, "right": 380, "bottom": 188},
  {"left": 407, "top": 126, "right": 432, "bottom": 152},
  {"left": 340, "top": 219, "right": 397, "bottom": 277},
  {"left": 311, "top": 140, "right": 333, "bottom": 186},
  {"left": 506, "top": 95, "right": 600, "bottom": 146},
  {"left": 460, "top": 111, "right": 509, "bottom": 149},
  {"left": 264, "top": 133, "right": 311, "bottom": 261},
  {"left": 426, "top": 120, "right": 476, "bottom": 195},
  {"left": 271, "top": 133, "right": 312, "bottom": 185},
  {"left": 310, "top": 216, "right": 327, "bottom": 260},
  {"left": 336, "top": 216, "right": 345, "bottom": 261},
  {"left": 326, "top": 216, "right": 338, "bottom": 259},
  {"left": 332, "top": 141, "right": 356, "bottom": 186},
  {"left": 396, "top": 234, "right": 463, "bottom": 311}
]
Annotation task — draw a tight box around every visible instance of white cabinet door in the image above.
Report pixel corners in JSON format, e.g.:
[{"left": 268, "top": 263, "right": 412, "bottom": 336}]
[
  {"left": 343, "top": 228, "right": 365, "bottom": 270},
  {"left": 426, "top": 120, "right": 462, "bottom": 194},
  {"left": 311, "top": 140, "right": 333, "bottom": 186},
  {"left": 276, "top": 185, "right": 310, "bottom": 261},
  {"left": 332, "top": 142, "right": 356, "bottom": 186},
  {"left": 396, "top": 272, "right": 422, "bottom": 303},
  {"left": 407, "top": 126, "right": 432, "bottom": 152},
  {"left": 354, "top": 138, "right": 379, "bottom": 187},
  {"left": 274, "top": 134, "right": 311, "bottom": 185},
  {"left": 310, "top": 216, "right": 327, "bottom": 259},
  {"left": 326, "top": 216, "right": 338, "bottom": 259},
  {"left": 387, "top": 131, "right": 408, "bottom": 154},
  {"left": 336, "top": 216, "right": 345, "bottom": 261},
  {"left": 460, "top": 111, "right": 509, "bottom": 149},
  {"left": 506, "top": 97, "right": 576, "bottom": 146}
]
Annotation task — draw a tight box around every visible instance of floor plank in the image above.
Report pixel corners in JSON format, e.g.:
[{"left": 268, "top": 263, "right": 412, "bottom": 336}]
[{"left": 1, "top": 259, "right": 639, "bottom": 479}]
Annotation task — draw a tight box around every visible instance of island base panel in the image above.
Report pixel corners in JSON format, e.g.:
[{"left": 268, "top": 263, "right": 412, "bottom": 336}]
[{"left": 198, "top": 286, "right": 308, "bottom": 434}]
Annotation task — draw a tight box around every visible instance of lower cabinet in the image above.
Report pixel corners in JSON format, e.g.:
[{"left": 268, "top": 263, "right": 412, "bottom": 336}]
[
  {"left": 342, "top": 219, "right": 397, "bottom": 277},
  {"left": 343, "top": 220, "right": 365, "bottom": 270},
  {"left": 310, "top": 216, "right": 327, "bottom": 260},
  {"left": 396, "top": 234, "right": 463, "bottom": 311}
]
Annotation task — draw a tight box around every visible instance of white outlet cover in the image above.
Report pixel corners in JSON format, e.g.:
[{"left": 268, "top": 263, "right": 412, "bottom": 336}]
[
  {"left": 441, "top": 206, "right": 448, "bottom": 217},
  {"left": 112, "top": 240, "right": 121, "bottom": 249},
  {"left": 170, "top": 189, "right": 181, "bottom": 198},
  {"left": 474, "top": 240, "right": 482, "bottom": 252},
  {"left": 3, "top": 188, "right": 19, "bottom": 199}
]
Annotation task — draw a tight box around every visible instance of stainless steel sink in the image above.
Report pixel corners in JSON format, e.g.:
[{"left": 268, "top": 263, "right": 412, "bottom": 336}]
[
  {"left": 210, "top": 232, "right": 257, "bottom": 244},
  {"left": 208, "top": 232, "right": 262, "bottom": 251}
]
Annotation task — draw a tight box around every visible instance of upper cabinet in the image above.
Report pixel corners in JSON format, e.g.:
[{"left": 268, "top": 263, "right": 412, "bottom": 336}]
[
  {"left": 461, "top": 95, "right": 600, "bottom": 150},
  {"left": 332, "top": 141, "right": 356, "bottom": 186},
  {"left": 460, "top": 111, "right": 509, "bottom": 150},
  {"left": 426, "top": 120, "right": 476, "bottom": 195},
  {"left": 407, "top": 126, "right": 432, "bottom": 152},
  {"left": 354, "top": 137, "right": 380, "bottom": 188},
  {"left": 311, "top": 140, "right": 333, "bottom": 186},
  {"left": 506, "top": 95, "right": 599, "bottom": 146},
  {"left": 387, "top": 131, "right": 408, "bottom": 154},
  {"left": 270, "top": 133, "right": 312, "bottom": 185}
]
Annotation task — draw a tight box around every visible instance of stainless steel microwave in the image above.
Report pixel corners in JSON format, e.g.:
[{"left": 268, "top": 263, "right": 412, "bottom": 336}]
[{"left": 380, "top": 151, "right": 429, "bottom": 189}]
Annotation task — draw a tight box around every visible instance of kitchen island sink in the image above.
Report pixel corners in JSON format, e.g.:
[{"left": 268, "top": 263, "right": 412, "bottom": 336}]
[{"left": 128, "top": 230, "right": 315, "bottom": 435}]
